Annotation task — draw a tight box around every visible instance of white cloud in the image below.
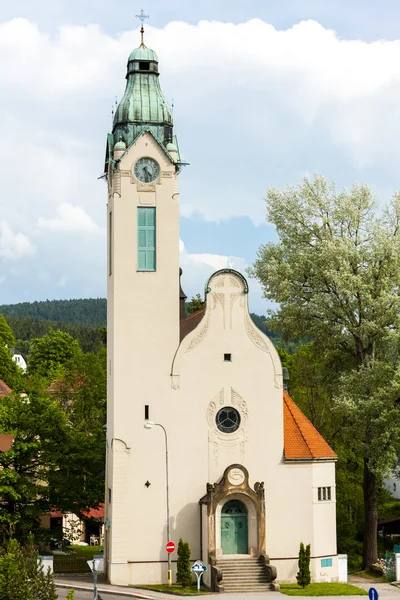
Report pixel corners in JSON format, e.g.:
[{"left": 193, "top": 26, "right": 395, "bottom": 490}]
[
  {"left": 2, "top": 16, "right": 400, "bottom": 302},
  {"left": 37, "top": 203, "right": 104, "bottom": 234},
  {"left": 0, "top": 222, "right": 35, "bottom": 261},
  {"left": 179, "top": 239, "right": 266, "bottom": 313}
]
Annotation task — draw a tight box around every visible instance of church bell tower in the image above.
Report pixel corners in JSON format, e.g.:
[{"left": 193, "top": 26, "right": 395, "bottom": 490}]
[{"left": 104, "top": 17, "right": 184, "bottom": 584}]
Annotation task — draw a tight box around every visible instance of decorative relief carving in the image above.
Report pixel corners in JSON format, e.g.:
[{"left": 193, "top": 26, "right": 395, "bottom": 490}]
[
  {"left": 171, "top": 375, "right": 180, "bottom": 390},
  {"left": 215, "top": 292, "right": 225, "bottom": 306},
  {"left": 120, "top": 170, "right": 130, "bottom": 177},
  {"left": 135, "top": 182, "right": 156, "bottom": 192},
  {"left": 161, "top": 171, "right": 173, "bottom": 178},
  {"left": 229, "top": 277, "right": 240, "bottom": 288},
  {"left": 215, "top": 278, "right": 225, "bottom": 288},
  {"left": 231, "top": 388, "right": 249, "bottom": 422},
  {"left": 228, "top": 467, "right": 245, "bottom": 485},
  {"left": 112, "top": 172, "right": 121, "bottom": 197},
  {"left": 185, "top": 312, "right": 210, "bottom": 352},
  {"left": 245, "top": 314, "right": 269, "bottom": 353},
  {"left": 219, "top": 388, "right": 224, "bottom": 405},
  {"left": 213, "top": 442, "right": 219, "bottom": 466}
]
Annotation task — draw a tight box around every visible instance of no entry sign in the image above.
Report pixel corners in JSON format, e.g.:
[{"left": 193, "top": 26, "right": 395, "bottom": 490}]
[{"left": 166, "top": 541, "right": 175, "bottom": 553}]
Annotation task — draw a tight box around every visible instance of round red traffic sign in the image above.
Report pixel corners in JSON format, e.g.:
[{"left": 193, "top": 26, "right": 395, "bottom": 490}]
[{"left": 166, "top": 541, "right": 175, "bottom": 553}]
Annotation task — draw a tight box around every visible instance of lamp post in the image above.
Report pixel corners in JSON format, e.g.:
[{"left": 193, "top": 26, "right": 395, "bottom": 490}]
[{"left": 144, "top": 420, "right": 172, "bottom": 586}]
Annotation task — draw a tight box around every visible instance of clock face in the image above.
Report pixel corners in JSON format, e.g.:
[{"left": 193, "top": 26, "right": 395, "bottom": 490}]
[{"left": 134, "top": 157, "right": 160, "bottom": 183}]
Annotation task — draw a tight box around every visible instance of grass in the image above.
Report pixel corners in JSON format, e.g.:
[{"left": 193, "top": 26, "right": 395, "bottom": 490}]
[
  {"left": 69, "top": 545, "right": 104, "bottom": 559},
  {"left": 135, "top": 584, "right": 211, "bottom": 595},
  {"left": 279, "top": 583, "right": 368, "bottom": 596}
]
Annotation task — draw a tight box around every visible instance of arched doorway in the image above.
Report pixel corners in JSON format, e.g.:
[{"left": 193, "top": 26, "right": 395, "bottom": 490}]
[{"left": 221, "top": 499, "right": 248, "bottom": 554}]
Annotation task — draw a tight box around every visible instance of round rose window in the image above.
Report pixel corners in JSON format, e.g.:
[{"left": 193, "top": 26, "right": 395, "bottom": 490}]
[{"left": 216, "top": 407, "right": 241, "bottom": 433}]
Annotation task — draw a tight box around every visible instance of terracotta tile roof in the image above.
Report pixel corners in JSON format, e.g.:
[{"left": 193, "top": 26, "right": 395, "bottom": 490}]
[
  {"left": 0, "top": 379, "right": 11, "bottom": 398},
  {"left": 0, "top": 434, "right": 14, "bottom": 453},
  {"left": 82, "top": 503, "right": 104, "bottom": 520},
  {"left": 180, "top": 309, "right": 205, "bottom": 341},
  {"left": 283, "top": 390, "right": 337, "bottom": 460}
]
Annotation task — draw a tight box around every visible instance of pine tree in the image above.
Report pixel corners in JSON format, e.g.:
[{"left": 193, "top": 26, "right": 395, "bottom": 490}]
[
  {"left": 0, "top": 538, "right": 32, "bottom": 600},
  {"left": 176, "top": 538, "right": 192, "bottom": 588},
  {"left": 296, "top": 542, "right": 311, "bottom": 588}
]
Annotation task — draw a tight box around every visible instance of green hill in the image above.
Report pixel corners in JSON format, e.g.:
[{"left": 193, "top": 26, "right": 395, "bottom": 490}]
[{"left": 0, "top": 298, "right": 106, "bottom": 327}]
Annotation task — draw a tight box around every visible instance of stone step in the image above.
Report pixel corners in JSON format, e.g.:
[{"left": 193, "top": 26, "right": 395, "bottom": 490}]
[
  {"left": 221, "top": 572, "right": 268, "bottom": 579},
  {"left": 223, "top": 585, "right": 271, "bottom": 592}
]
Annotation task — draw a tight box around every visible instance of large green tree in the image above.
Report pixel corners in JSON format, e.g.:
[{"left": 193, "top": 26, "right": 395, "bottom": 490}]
[
  {"left": 251, "top": 174, "right": 400, "bottom": 567},
  {"left": 0, "top": 314, "right": 22, "bottom": 390},
  {"left": 28, "top": 329, "right": 82, "bottom": 381}
]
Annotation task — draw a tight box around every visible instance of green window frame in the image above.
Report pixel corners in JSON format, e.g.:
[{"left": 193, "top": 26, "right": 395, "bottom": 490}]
[{"left": 137, "top": 207, "right": 156, "bottom": 271}]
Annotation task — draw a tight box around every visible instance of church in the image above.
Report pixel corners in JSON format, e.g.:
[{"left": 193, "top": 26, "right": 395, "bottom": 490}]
[{"left": 104, "top": 20, "right": 338, "bottom": 591}]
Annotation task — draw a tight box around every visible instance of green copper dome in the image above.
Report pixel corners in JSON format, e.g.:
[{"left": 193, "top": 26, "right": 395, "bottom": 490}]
[
  {"left": 128, "top": 46, "right": 159, "bottom": 62},
  {"left": 113, "top": 44, "right": 173, "bottom": 149}
]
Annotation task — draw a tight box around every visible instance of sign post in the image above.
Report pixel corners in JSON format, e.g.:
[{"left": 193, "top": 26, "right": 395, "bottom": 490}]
[
  {"left": 166, "top": 541, "right": 175, "bottom": 585},
  {"left": 191, "top": 560, "right": 207, "bottom": 591},
  {"left": 87, "top": 559, "right": 101, "bottom": 600},
  {"left": 369, "top": 588, "right": 379, "bottom": 600}
]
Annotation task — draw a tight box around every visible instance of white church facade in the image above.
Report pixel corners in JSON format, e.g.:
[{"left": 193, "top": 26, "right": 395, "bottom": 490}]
[{"left": 104, "top": 26, "right": 338, "bottom": 591}]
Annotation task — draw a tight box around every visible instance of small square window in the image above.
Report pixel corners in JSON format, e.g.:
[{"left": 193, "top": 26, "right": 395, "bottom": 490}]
[
  {"left": 224, "top": 354, "right": 232, "bottom": 362},
  {"left": 139, "top": 61, "right": 149, "bottom": 70}
]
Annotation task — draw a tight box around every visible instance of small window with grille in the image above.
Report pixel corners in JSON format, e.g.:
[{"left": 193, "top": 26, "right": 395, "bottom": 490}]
[{"left": 318, "top": 486, "right": 332, "bottom": 501}]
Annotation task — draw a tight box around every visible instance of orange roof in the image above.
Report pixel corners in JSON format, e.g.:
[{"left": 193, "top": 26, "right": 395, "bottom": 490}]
[
  {"left": 0, "top": 379, "right": 11, "bottom": 398},
  {"left": 82, "top": 503, "right": 104, "bottom": 520},
  {"left": 284, "top": 390, "right": 337, "bottom": 460}
]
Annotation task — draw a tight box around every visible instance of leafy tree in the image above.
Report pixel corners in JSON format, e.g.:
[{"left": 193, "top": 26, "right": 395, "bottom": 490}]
[
  {"left": 176, "top": 538, "right": 192, "bottom": 588},
  {"left": 296, "top": 542, "right": 311, "bottom": 588},
  {"left": 0, "top": 392, "right": 68, "bottom": 537},
  {"left": 47, "top": 349, "right": 107, "bottom": 513},
  {"left": 251, "top": 174, "right": 400, "bottom": 568},
  {"left": 28, "top": 329, "right": 82, "bottom": 380},
  {"left": 185, "top": 294, "right": 205, "bottom": 315},
  {"left": 0, "top": 315, "right": 14, "bottom": 348},
  {"left": 0, "top": 314, "right": 22, "bottom": 390}
]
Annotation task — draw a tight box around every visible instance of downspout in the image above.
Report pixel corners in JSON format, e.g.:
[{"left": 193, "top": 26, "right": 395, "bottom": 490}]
[{"left": 199, "top": 500, "right": 203, "bottom": 561}]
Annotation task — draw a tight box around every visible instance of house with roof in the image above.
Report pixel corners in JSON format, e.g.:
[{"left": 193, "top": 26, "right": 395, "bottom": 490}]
[{"left": 104, "top": 23, "right": 338, "bottom": 591}]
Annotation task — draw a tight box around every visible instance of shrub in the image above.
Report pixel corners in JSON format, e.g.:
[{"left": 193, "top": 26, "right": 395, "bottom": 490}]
[
  {"left": 176, "top": 538, "right": 192, "bottom": 588},
  {"left": 296, "top": 542, "right": 311, "bottom": 588}
]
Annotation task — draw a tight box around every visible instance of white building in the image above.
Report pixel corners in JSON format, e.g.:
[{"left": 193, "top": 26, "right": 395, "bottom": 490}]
[
  {"left": 104, "top": 29, "right": 338, "bottom": 591},
  {"left": 11, "top": 352, "right": 27, "bottom": 372}
]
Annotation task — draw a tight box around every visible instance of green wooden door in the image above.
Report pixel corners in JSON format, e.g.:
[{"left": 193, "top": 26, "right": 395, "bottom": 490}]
[{"left": 221, "top": 500, "right": 248, "bottom": 554}]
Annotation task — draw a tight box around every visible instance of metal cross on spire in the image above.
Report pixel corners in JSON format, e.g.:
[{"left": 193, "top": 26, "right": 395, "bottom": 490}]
[{"left": 135, "top": 9, "right": 149, "bottom": 46}]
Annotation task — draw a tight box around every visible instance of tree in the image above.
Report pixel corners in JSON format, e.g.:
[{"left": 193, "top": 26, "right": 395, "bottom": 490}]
[
  {"left": 47, "top": 349, "right": 106, "bottom": 513},
  {"left": 176, "top": 538, "right": 192, "bottom": 588},
  {"left": 251, "top": 174, "right": 400, "bottom": 568},
  {"left": 0, "top": 391, "right": 68, "bottom": 537},
  {"left": 185, "top": 294, "right": 205, "bottom": 315},
  {"left": 28, "top": 329, "right": 82, "bottom": 380},
  {"left": 0, "top": 315, "right": 15, "bottom": 348},
  {"left": 296, "top": 542, "right": 311, "bottom": 588},
  {"left": 0, "top": 314, "right": 22, "bottom": 390},
  {"left": 0, "top": 538, "right": 31, "bottom": 600}
]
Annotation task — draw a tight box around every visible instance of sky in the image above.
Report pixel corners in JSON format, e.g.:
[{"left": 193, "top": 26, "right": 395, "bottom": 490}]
[{"left": 2, "top": 1, "right": 400, "bottom": 314}]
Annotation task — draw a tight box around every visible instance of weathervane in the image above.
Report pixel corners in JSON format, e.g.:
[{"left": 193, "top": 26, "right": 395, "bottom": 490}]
[{"left": 135, "top": 9, "right": 149, "bottom": 46}]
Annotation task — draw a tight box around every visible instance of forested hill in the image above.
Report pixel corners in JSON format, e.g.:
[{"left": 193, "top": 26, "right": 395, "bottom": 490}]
[{"left": 0, "top": 298, "right": 106, "bottom": 327}]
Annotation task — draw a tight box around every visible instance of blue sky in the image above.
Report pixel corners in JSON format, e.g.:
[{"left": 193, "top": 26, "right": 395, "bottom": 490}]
[{"left": 1, "top": 1, "right": 400, "bottom": 313}]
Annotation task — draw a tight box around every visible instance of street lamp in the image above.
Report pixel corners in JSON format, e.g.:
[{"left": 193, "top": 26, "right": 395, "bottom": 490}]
[{"left": 144, "top": 420, "right": 172, "bottom": 586}]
